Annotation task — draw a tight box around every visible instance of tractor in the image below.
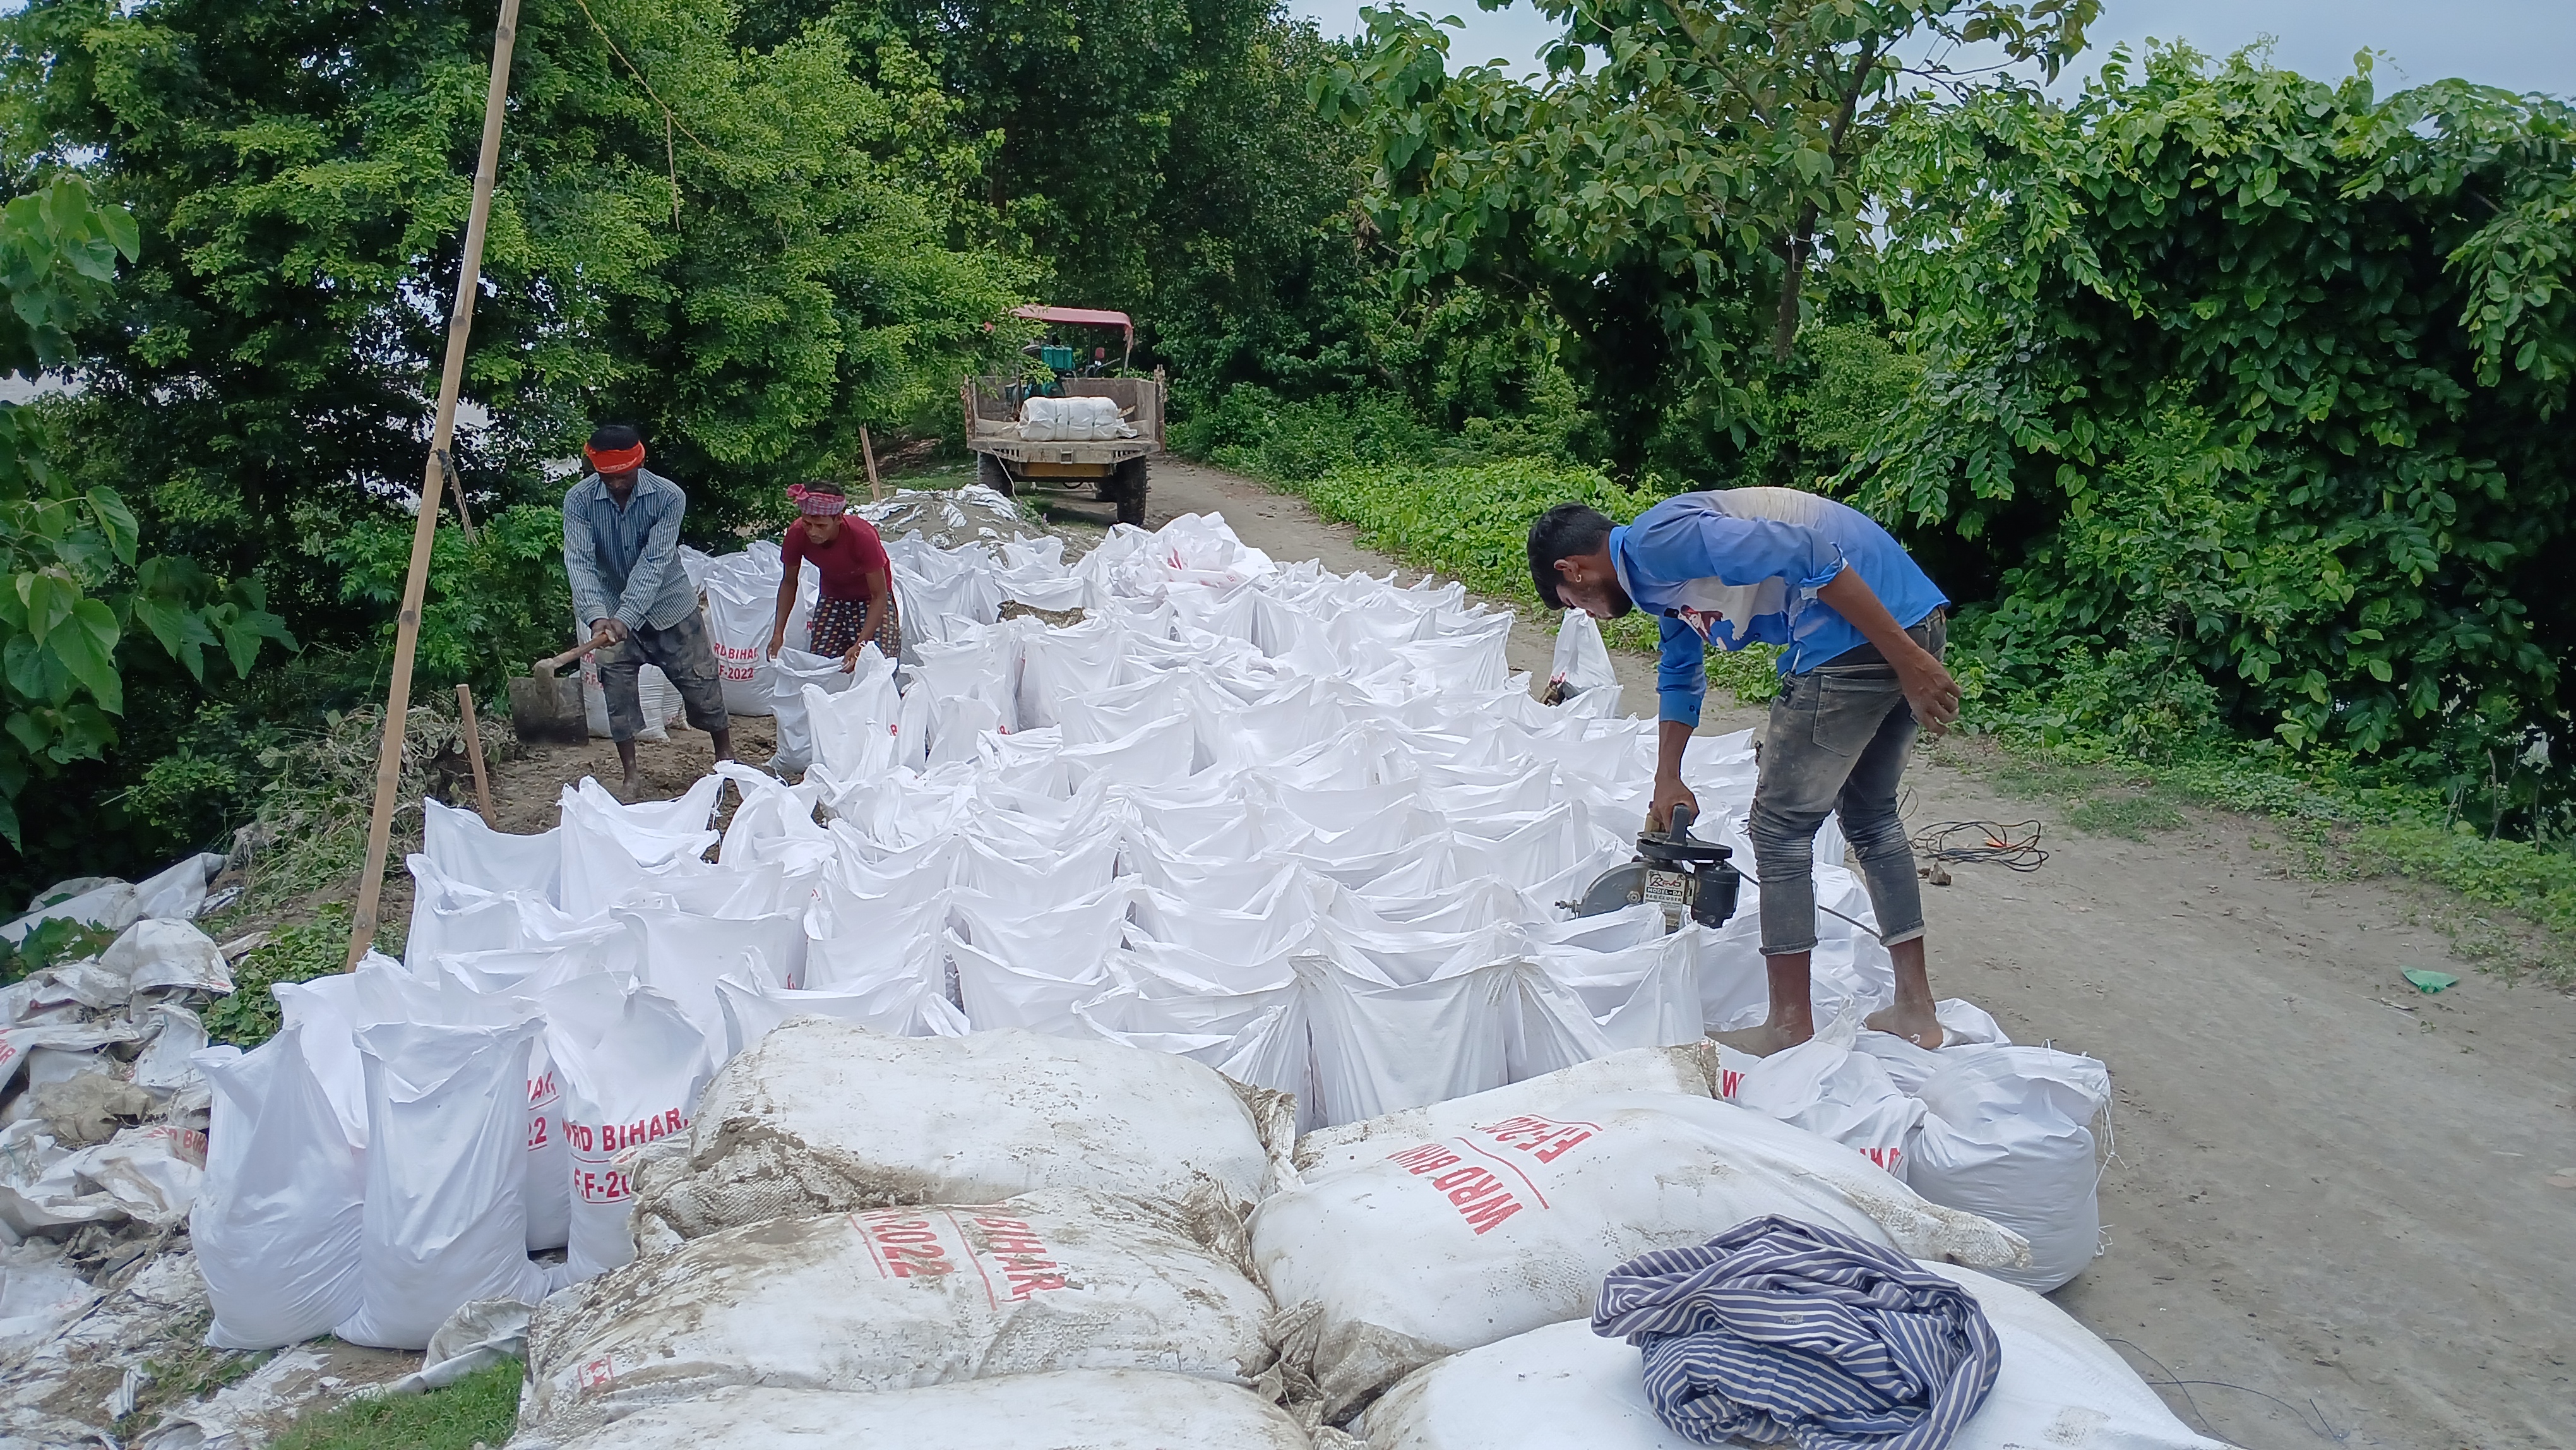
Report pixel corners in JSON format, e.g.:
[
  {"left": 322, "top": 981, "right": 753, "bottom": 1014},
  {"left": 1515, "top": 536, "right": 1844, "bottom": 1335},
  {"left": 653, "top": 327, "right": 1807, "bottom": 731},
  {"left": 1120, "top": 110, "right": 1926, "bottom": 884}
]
[{"left": 962, "top": 305, "right": 1164, "bottom": 527}]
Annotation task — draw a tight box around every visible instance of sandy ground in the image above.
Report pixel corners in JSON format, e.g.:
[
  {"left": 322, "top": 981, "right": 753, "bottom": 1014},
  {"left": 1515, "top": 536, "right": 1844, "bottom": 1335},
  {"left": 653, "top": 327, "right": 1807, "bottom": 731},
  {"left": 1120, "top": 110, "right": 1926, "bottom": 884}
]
[{"left": 527, "top": 459, "right": 2575, "bottom": 1450}]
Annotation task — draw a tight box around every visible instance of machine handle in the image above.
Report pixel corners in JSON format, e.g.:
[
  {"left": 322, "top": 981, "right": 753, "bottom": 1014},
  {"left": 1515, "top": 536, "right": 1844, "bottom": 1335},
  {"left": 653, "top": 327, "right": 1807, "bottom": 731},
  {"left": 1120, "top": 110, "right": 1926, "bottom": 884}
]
[{"left": 1666, "top": 801, "right": 1696, "bottom": 843}]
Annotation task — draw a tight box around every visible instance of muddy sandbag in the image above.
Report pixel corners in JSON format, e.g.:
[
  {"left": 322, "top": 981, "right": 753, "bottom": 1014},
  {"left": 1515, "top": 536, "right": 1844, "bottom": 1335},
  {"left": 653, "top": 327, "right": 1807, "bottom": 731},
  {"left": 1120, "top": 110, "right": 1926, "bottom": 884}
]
[
  {"left": 522, "top": 1189, "right": 1280, "bottom": 1444},
  {"left": 1252, "top": 1091, "right": 2028, "bottom": 1420},
  {"left": 1292, "top": 1045, "right": 1716, "bottom": 1182},
  {"left": 520, "top": 1372, "right": 1320, "bottom": 1450},
  {"left": 628, "top": 1021, "right": 1292, "bottom": 1250}
]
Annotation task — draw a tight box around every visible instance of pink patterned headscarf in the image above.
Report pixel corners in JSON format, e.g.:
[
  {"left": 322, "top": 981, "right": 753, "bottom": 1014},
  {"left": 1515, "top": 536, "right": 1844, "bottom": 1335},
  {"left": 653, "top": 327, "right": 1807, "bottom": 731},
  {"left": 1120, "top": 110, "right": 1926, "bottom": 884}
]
[{"left": 787, "top": 482, "right": 848, "bottom": 516}]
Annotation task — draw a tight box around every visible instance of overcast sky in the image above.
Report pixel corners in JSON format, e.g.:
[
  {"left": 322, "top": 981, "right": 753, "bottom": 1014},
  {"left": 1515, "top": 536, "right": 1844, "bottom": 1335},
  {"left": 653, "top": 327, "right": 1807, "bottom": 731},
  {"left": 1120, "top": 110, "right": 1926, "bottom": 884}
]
[{"left": 1287, "top": 0, "right": 2576, "bottom": 95}]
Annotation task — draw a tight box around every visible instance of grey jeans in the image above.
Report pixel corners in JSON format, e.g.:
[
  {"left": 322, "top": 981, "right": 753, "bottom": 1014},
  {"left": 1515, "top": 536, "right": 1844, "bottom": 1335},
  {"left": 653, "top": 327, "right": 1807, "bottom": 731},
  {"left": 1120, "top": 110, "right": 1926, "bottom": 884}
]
[
  {"left": 598, "top": 609, "right": 729, "bottom": 742},
  {"left": 1749, "top": 613, "right": 1946, "bottom": 956}
]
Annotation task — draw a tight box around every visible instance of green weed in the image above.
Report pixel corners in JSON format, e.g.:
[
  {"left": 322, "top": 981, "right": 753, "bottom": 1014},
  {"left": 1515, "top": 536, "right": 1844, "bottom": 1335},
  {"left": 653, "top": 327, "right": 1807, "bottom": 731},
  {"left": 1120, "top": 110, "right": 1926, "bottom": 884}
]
[
  {"left": 265, "top": 1358, "right": 522, "bottom": 1450},
  {"left": 203, "top": 909, "right": 357, "bottom": 1047}
]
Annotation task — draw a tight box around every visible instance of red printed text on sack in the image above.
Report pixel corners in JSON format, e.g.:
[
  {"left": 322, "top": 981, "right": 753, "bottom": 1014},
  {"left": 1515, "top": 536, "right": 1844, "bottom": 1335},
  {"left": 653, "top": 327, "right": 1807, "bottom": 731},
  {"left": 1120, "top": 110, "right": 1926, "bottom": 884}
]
[
  {"left": 1386, "top": 1142, "right": 1525, "bottom": 1235},
  {"left": 567, "top": 1108, "right": 688, "bottom": 1204}
]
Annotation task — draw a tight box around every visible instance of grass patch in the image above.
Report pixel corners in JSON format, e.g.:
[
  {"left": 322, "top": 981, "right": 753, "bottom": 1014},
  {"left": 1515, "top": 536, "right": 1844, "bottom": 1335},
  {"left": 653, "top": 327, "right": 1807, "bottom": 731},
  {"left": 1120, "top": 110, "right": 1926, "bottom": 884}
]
[{"left": 266, "top": 1357, "right": 522, "bottom": 1450}]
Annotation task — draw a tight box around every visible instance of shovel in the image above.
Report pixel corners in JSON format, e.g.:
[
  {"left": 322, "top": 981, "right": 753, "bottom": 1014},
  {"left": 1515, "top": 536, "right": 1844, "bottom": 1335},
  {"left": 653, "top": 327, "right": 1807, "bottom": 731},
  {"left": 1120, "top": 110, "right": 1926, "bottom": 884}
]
[{"left": 506, "top": 628, "right": 614, "bottom": 745}]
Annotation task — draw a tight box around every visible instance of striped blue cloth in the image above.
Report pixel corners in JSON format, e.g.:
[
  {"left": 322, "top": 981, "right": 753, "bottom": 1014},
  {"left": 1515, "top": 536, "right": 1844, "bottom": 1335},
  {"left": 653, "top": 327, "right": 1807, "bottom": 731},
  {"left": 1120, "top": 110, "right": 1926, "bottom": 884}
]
[{"left": 1592, "top": 1216, "right": 2001, "bottom": 1450}]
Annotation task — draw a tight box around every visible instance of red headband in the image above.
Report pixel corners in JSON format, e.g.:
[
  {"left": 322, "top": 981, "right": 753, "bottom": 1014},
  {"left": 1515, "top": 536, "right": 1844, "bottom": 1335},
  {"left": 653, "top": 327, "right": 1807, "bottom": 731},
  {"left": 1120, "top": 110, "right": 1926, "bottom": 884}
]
[{"left": 585, "top": 442, "right": 646, "bottom": 474}]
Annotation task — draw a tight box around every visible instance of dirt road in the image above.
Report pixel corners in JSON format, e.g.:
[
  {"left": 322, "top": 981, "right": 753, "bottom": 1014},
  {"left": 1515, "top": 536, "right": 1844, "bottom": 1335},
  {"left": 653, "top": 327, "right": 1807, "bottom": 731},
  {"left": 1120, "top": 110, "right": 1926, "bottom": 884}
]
[{"left": 1103, "top": 459, "right": 2574, "bottom": 1450}]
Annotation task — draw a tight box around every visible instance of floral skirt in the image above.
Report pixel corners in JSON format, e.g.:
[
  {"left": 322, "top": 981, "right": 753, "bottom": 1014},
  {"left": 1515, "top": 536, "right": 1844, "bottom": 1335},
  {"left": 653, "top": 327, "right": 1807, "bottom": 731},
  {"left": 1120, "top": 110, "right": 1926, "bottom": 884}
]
[{"left": 809, "top": 596, "right": 899, "bottom": 659}]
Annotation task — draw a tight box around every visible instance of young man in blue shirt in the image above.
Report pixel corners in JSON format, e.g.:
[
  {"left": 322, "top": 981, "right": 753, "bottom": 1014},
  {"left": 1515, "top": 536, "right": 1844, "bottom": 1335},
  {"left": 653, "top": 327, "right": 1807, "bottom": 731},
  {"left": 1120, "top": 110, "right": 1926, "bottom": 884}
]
[
  {"left": 563, "top": 423, "right": 732, "bottom": 795},
  {"left": 1528, "top": 488, "right": 1962, "bottom": 1053}
]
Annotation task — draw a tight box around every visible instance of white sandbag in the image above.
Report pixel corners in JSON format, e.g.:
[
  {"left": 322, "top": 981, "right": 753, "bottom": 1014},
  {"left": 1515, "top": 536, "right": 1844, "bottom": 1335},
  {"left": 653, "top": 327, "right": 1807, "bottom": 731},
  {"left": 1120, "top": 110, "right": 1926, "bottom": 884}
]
[
  {"left": 616, "top": 907, "right": 808, "bottom": 1066},
  {"left": 402, "top": 861, "right": 522, "bottom": 969},
  {"left": 1017, "top": 394, "right": 1135, "bottom": 442},
  {"left": 350, "top": 960, "right": 573, "bottom": 1252},
  {"left": 530, "top": 1372, "right": 1317, "bottom": 1450},
  {"left": 192, "top": 1028, "right": 366, "bottom": 1350},
  {"left": 702, "top": 567, "right": 798, "bottom": 717},
  {"left": 542, "top": 978, "right": 713, "bottom": 1281},
  {"left": 1545, "top": 608, "right": 1619, "bottom": 717},
  {"left": 1507, "top": 931, "right": 1704, "bottom": 1081},
  {"left": 629, "top": 1021, "right": 1287, "bottom": 1245},
  {"left": 1909, "top": 1045, "right": 2111, "bottom": 1292},
  {"left": 806, "top": 654, "right": 902, "bottom": 781},
  {"left": 713, "top": 976, "right": 963, "bottom": 1059},
  {"left": 521, "top": 1189, "right": 1278, "bottom": 1443},
  {"left": 1251, "top": 1090, "right": 2029, "bottom": 1417},
  {"left": 768, "top": 646, "right": 862, "bottom": 777},
  {"left": 1298, "top": 936, "right": 1520, "bottom": 1127},
  {"left": 1360, "top": 1284, "right": 2229, "bottom": 1450},
  {"left": 1729, "top": 1013, "right": 1928, "bottom": 1180},
  {"left": 0, "top": 1120, "right": 204, "bottom": 1234},
  {"left": 422, "top": 798, "right": 562, "bottom": 904},
  {"left": 334, "top": 1020, "right": 551, "bottom": 1350},
  {"left": 1292, "top": 1045, "right": 1716, "bottom": 1182},
  {"left": 97, "top": 918, "right": 232, "bottom": 996}
]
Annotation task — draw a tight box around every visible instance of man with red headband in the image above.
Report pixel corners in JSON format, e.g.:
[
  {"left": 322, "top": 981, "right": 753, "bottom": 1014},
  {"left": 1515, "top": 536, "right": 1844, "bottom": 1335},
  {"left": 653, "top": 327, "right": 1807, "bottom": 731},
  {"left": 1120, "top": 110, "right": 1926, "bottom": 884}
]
[{"left": 563, "top": 422, "right": 731, "bottom": 793}]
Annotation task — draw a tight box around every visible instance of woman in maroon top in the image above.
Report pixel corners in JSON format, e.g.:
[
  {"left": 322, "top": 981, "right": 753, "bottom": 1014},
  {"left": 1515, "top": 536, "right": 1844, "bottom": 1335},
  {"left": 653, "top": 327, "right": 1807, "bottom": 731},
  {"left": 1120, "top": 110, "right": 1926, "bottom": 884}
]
[{"left": 766, "top": 479, "right": 898, "bottom": 669}]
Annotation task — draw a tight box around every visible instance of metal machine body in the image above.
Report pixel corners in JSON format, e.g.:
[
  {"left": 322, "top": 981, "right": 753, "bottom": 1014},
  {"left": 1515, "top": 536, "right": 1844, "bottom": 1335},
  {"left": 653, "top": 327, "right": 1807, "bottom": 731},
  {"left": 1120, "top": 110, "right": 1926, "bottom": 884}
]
[{"left": 1563, "top": 803, "right": 1743, "bottom": 932}]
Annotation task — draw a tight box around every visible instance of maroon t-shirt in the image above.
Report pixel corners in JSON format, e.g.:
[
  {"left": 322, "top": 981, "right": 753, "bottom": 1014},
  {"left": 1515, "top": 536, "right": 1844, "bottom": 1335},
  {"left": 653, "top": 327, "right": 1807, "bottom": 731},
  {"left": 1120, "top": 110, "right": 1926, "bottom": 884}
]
[{"left": 782, "top": 516, "right": 890, "bottom": 601}]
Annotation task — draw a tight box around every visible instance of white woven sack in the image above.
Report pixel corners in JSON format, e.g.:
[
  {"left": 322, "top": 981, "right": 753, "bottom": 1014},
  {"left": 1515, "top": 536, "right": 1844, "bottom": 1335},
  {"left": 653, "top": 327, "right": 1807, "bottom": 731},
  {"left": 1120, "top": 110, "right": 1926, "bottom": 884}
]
[
  {"left": 768, "top": 645, "right": 862, "bottom": 777},
  {"left": 1291, "top": 1045, "right": 1715, "bottom": 1182},
  {"left": 1908, "top": 1045, "right": 2111, "bottom": 1292},
  {"left": 626, "top": 1021, "right": 1289, "bottom": 1247},
  {"left": 529, "top": 1373, "right": 1318, "bottom": 1450},
  {"left": 542, "top": 978, "right": 713, "bottom": 1281},
  {"left": 1729, "top": 1012, "right": 1929, "bottom": 1181},
  {"left": 420, "top": 799, "right": 561, "bottom": 904},
  {"left": 520, "top": 1189, "right": 1277, "bottom": 1443},
  {"left": 191, "top": 1026, "right": 365, "bottom": 1350},
  {"left": 333, "top": 1021, "right": 550, "bottom": 1349},
  {"left": 1360, "top": 1288, "right": 2229, "bottom": 1450},
  {"left": 1250, "top": 1090, "right": 2029, "bottom": 1418}
]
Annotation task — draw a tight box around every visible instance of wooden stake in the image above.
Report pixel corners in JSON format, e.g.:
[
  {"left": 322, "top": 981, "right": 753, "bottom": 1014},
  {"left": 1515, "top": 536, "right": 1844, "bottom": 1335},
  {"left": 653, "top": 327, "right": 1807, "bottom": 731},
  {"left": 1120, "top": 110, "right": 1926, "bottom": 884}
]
[
  {"left": 436, "top": 446, "right": 480, "bottom": 543},
  {"left": 455, "top": 683, "right": 498, "bottom": 827},
  {"left": 346, "top": 0, "right": 523, "bottom": 969},
  {"left": 861, "top": 425, "right": 883, "bottom": 502}
]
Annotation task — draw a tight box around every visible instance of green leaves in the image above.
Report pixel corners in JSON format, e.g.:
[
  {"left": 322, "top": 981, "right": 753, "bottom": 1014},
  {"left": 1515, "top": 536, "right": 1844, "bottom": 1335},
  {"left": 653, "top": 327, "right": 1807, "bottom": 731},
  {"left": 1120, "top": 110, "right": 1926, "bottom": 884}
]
[
  {"left": 1854, "top": 43, "right": 2576, "bottom": 808},
  {"left": 1335, "top": 0, "right": 2095, "bottom": 467}
]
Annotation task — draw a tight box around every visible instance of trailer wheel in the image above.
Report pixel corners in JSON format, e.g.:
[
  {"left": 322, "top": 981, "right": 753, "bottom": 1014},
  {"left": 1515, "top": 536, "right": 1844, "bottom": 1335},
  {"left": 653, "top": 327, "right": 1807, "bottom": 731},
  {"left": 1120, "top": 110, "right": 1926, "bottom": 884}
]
[
  {"left": 1114, "top": 457, "right": 1148, "bottom": 527},
  {"left": 977, "top": 452, "right": 1014, "bottom": 497}
]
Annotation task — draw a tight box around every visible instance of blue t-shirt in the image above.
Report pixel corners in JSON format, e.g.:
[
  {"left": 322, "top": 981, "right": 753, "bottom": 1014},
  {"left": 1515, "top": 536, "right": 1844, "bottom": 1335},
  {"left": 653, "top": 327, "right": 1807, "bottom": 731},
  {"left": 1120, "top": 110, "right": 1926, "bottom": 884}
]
[{"left": 1607, "top": 488, "right": 1947, "bottom": 728}]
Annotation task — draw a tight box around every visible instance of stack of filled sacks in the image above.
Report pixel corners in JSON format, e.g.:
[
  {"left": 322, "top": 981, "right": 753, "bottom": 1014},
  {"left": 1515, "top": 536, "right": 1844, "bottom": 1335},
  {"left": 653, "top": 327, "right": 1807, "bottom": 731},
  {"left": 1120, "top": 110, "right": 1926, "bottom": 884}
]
[
  {"left": 186, "top": 508, "right": 2127, "bottom": 1447},
  {"left": 519, "top": 1028, "right": 2037, "bottom": 1449}
]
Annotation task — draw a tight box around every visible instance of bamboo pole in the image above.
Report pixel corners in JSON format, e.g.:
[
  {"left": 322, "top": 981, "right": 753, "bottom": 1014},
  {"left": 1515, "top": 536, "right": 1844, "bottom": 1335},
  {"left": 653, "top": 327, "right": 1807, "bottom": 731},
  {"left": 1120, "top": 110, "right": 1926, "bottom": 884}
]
[
  {"left": 346, "top": 0, "right": 523, "bottom": 969},
  {"left": 455, "top": 683, "right": 498, "bottom": 826},
  {"left": 860, "top": 425, "right": 883, "bottom": 502}
]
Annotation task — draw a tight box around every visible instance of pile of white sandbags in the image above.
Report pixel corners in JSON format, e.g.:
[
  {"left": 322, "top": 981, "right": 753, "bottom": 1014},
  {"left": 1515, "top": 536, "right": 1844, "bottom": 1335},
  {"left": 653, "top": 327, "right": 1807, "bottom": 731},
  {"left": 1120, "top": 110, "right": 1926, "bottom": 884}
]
[
  {"left": 165, "top": 506, "right": 2137, "bottom": 1449},
  {"left": 1017, "top": 395, "right": 1135, "bottom": 442}
]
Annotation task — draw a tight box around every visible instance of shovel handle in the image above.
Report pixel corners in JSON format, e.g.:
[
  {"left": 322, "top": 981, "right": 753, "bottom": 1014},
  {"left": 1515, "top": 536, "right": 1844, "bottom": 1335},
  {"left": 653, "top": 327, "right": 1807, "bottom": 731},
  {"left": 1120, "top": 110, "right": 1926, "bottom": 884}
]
[{"left": 534, "top": 630, "right": 615, "bottom": 678}]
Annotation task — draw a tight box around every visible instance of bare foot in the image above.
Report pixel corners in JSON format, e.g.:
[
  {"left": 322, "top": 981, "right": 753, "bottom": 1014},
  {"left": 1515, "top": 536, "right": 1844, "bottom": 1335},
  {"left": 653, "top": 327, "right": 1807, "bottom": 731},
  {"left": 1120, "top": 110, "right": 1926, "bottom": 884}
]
[
  {"left": 1864, "top": 1003, "right": 1946, "bottom": 1050},
  {"left": 1712, "top": 1021, "right": 1815, "bottom": 1057},
  {"left": 618, "top": 770, "right": 641, "bottom": 801}
]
